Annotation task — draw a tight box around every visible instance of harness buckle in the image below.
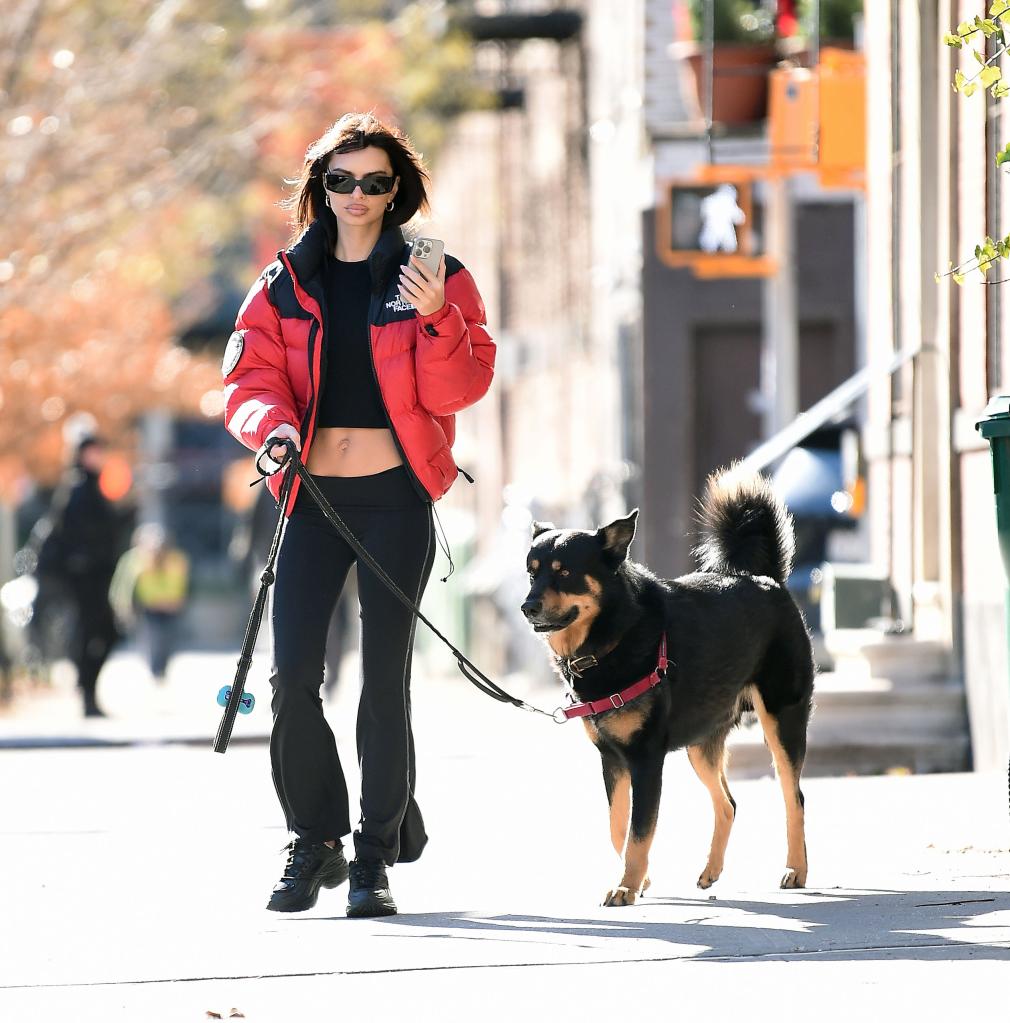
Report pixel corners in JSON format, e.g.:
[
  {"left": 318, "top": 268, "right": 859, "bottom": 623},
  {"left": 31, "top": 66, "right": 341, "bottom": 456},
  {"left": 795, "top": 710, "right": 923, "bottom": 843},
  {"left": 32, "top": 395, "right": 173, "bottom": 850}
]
[
  {"left": 609, "top": 693, "right": 625, "bottom": 710},
  {"left": 567, "top": 654, "right": 598, "bottom": 678}
]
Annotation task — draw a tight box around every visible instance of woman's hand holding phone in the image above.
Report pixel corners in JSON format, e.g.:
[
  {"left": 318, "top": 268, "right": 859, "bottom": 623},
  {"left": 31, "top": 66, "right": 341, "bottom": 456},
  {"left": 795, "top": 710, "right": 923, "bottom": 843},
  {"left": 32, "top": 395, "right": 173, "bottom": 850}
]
[{"left": 399, "top": 249, "right": 446, "bottom": 317}]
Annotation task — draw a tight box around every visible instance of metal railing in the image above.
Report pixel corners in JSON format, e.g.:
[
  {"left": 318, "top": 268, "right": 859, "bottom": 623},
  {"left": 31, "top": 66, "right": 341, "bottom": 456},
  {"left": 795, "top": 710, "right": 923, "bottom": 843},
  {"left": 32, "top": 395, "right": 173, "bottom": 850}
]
[{"left": 737, "top": 343, "right": 920, "bottom": 474}]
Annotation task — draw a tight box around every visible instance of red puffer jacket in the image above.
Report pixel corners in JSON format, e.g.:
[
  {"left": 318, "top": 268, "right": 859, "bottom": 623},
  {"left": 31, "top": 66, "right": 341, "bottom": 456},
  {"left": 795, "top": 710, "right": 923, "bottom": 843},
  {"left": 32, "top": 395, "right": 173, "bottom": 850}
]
[{"left": 223, "top": 221, "right": 495, "bottom": 511}]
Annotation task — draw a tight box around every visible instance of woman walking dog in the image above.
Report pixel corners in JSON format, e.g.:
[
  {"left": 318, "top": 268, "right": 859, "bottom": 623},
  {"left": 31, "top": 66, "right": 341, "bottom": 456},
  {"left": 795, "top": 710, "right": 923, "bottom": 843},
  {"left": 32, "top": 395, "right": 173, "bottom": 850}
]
[{"left": 223, "top": 112, "right": 495, "bottom": 917}]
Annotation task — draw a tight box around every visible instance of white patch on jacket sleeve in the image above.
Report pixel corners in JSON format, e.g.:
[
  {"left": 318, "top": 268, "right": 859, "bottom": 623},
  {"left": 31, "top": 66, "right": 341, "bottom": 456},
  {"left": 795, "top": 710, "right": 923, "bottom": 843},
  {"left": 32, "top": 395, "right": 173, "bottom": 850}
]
[{"left": 222, "top": 330, "right": 246, "bottom": 377}]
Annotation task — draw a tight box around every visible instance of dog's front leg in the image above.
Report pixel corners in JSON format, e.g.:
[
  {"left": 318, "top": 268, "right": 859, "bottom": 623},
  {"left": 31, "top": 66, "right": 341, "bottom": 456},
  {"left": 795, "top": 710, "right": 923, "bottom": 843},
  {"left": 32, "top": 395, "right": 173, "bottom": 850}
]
[
  {"left": 603, "top": 752, "right": 664, "bottom": 907},
  {"left": 599, "top": 748, "right": 631, "bottom": 858}
]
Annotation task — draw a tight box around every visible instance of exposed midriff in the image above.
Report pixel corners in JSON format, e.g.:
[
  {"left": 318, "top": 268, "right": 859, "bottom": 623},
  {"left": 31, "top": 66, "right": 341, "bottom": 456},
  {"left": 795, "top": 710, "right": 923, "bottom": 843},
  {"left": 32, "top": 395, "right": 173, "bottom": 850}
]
[{"left": 305, "top": 427, "right": 403, "bottom": 477}]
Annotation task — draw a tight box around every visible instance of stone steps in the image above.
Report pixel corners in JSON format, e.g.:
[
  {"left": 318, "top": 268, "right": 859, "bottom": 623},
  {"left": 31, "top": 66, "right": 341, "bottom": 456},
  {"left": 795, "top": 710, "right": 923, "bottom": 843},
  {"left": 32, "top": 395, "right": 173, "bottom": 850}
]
[
  {"left": 727, "top": 723, "right": 971, "bottom": 779},
  {"left": 726, "top": 631, "right": 971, "bottom": 779},
  {"left": 825, "top": 631, "right": 955, "bottom": 684}
]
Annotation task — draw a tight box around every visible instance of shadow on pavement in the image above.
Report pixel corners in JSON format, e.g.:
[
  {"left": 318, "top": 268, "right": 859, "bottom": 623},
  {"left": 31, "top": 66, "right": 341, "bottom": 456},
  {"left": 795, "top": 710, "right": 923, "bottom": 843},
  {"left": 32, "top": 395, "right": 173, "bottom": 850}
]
[{"left": 309, "top": 888, "right": 1010, "bottom": 963}]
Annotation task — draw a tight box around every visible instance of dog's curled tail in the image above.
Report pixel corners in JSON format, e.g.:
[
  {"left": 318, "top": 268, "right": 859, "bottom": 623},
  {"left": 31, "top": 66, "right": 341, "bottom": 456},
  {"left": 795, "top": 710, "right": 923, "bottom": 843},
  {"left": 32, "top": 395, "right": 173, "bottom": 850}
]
[{"left": 694, "top": 465, "right": 795, "bottom": 585}]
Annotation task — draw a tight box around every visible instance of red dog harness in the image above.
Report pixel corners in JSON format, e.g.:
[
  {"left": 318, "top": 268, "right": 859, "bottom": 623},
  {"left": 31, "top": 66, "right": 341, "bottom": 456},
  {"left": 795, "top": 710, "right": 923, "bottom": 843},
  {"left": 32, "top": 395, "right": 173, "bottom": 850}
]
[{"left": 556, "top": 634, "right": 669, "bottom": 722}]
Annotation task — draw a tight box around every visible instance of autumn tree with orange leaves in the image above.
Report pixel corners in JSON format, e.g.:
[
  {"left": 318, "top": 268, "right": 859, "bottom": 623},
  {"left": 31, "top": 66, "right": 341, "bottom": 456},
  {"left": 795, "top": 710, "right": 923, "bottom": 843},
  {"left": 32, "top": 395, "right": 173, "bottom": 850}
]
[{"left": 0, "top": 0, "right": 485, "bottom": 490}]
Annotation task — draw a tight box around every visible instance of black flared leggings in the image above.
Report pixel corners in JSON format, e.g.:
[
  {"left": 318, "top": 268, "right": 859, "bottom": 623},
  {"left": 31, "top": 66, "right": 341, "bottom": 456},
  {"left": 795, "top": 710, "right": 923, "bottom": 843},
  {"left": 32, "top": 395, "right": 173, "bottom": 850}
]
[{"left": 269, "top": 467, "right": 434, "bottom": 865}]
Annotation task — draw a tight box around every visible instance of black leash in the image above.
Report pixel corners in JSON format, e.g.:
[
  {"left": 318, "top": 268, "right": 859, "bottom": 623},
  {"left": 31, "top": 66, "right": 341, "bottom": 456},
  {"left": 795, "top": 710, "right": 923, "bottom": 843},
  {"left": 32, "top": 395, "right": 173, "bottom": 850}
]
[
  {"left": 214, "top": 440, "right": 556, "bottom": 753},
  {"left": 213, "top": 461, "right": 295, "bottom": 753}
]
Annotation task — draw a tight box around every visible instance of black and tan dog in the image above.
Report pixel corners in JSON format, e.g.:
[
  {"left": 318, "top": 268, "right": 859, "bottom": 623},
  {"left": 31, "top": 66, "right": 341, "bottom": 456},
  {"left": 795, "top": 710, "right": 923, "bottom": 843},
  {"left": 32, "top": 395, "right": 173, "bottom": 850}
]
[{"left": 522, "top": 468, "right": 815, "bottom": 906}]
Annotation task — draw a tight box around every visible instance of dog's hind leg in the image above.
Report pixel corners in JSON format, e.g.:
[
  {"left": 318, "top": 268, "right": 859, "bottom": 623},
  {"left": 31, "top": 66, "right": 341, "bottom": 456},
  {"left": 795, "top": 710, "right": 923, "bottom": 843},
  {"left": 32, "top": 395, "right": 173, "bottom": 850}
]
[
  {"left": 603, "top": 752, "right": 664, "bottom": 907},
  {"left": 751, "top": 686, "right": 810, "bottom": 889},
  {"left": 687, "top": 730, "right": 736, "bottom": 889}
]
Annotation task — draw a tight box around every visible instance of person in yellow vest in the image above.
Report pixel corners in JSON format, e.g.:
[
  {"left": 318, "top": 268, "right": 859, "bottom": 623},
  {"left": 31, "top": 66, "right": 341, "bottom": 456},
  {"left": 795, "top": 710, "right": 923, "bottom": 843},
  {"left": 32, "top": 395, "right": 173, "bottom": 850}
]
[{"left": 111, "top": 523, "right": 189, "bottom": 684}]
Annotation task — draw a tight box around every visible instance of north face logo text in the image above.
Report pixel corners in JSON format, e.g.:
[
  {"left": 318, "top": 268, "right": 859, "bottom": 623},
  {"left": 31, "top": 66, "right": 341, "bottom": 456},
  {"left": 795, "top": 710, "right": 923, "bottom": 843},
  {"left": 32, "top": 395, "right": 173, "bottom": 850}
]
[{"left": 385, "top": 296, "right": 414, "bottom": 313}]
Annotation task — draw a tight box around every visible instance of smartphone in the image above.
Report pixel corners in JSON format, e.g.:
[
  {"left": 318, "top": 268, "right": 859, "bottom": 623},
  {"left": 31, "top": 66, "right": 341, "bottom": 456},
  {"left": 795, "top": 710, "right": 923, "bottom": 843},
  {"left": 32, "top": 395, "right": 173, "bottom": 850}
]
[{"left": 410, "top": 236, "right": 445, "bottom": 277}]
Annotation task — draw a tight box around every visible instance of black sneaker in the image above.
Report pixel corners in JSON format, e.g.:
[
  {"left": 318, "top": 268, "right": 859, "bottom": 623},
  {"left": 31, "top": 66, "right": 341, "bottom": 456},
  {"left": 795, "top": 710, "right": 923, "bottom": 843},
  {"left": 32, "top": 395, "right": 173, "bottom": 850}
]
[
  {"left": 266, "top": 840, "right": 348, "bottom": 913},
  {"left": 346, "top": 858, "right": 397, "bottom": 918}
]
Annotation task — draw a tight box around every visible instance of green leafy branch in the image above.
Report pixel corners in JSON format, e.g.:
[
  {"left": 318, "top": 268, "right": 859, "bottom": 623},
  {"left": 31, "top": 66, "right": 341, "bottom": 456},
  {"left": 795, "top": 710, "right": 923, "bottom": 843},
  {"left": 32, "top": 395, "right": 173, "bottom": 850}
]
[
  {"left": 941, "top": 4, "right": 1010, "bottom": 284},
  {"left": 945, "top": 4, "right": 1010, "bottom": 98},
  {"left": 935, "top": 234, "right": 1010, "bottom": 285}
]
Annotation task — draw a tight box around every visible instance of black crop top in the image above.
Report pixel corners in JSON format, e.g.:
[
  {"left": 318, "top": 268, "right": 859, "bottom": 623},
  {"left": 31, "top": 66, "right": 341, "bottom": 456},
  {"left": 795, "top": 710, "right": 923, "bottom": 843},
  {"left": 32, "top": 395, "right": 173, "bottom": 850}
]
[{"left": 316, "top": 257, "right": 388, "bottom": 428}]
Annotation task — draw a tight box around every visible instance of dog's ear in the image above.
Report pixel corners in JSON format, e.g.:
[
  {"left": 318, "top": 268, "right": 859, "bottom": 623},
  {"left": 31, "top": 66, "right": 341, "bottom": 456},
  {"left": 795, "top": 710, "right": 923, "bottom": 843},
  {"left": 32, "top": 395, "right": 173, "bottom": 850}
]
[
  {"left": 531, "top": 520, "right": 555, "bottom": 539},
  {"left": 596, "top": 509, "right": 638, "bottom": 563}
]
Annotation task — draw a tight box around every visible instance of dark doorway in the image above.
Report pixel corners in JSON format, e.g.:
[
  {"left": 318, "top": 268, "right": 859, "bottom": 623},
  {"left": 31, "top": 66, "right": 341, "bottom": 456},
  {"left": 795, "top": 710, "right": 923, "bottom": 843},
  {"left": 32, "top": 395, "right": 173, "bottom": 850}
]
[
  {"left": 691, "top": 321, "right": 850, "bottom": 499},
  {"left": 692, "top": 324, "right": 762, "bottom": 499}
]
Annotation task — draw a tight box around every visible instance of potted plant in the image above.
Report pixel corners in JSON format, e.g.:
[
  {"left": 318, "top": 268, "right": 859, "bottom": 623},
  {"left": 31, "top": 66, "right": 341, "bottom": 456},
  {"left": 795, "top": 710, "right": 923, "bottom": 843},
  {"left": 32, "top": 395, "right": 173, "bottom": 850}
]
[
  {"left": 772, "top": 0, "right": 864, "bottom": 46},
  {"left": 781, "top": 1, "right": 862, "bottom": 58},
  {"left": 813, "top": 0, "right": 862, "bottom": 45},
  {"left": 684, "top": 0, "right": 779, "bottom": 125},
  {"left": 688, "top": 0, "right": 776, "bottom": 43}
]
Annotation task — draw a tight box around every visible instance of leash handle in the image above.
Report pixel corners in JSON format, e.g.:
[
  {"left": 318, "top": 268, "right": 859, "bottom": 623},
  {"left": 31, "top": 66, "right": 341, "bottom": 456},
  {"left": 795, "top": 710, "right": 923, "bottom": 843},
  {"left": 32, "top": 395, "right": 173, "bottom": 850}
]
[{"left": 255, "top": 434, "right": 297, "bottom": 479}]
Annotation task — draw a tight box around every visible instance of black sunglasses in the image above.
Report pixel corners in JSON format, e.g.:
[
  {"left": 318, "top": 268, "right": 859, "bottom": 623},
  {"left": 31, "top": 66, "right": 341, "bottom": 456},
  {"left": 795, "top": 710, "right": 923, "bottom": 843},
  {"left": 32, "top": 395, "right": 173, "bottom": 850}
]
[{"left": 323, "top": 171, "right": 396, "bottom": 195}]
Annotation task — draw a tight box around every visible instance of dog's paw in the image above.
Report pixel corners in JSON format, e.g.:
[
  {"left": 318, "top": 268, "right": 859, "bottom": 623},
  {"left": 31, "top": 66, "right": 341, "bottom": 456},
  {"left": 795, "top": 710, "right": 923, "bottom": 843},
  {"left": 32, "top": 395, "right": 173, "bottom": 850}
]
[
  {"left": 697, "top": 868, "right": 721, "bottom": 890},
  {"left": 779, "top": 868, "right": 806, "bottom": 889},
  {"left": 602, "top": 885, "right": 638, "bottom": 907}
]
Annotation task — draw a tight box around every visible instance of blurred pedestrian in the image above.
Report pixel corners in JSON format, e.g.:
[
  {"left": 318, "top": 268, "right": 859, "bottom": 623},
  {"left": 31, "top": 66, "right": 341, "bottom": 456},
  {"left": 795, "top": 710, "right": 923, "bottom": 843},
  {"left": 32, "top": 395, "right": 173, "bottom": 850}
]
[
  {"left": 111, "top": 523, "right": 189, "bottom": 684},
  {"left": 223, "top": 112, "right": 495, "bottom": 918},
  {"left": 35, "top": 434, "right": 126, "bottom": 717}
]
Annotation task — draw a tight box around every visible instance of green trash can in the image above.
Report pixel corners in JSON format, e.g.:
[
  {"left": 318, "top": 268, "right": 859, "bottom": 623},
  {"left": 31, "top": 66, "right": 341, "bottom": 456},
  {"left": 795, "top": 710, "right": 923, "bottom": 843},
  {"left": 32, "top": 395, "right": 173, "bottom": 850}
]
[
  {"left": 975, "top": 395, "right": 1010, "bottom": 811},
  {"left": 977, "top": 396, "right": 1010, "bottom": 582}
]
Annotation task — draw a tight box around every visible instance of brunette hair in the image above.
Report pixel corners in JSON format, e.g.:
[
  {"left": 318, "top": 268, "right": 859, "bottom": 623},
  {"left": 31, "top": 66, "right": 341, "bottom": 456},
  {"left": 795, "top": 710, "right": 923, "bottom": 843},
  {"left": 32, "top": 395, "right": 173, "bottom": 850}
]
[{"left": 283, "top": 112, "right": 430, "bottom": 245}]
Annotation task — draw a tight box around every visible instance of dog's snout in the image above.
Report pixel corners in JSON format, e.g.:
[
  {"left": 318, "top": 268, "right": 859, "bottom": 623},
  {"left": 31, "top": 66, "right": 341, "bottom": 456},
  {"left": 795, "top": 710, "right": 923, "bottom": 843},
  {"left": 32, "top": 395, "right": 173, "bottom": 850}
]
[{"left": 521, "top": 598, "right": 542, "bottom": 619}]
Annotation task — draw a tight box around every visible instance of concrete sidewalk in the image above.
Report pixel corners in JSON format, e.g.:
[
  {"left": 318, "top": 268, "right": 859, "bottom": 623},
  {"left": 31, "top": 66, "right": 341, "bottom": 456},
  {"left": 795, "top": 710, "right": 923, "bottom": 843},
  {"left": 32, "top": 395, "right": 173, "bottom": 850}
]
[
  {"left": 0, "top": 650, "right": 1008, "bottom": 1022},
  {"left": 0, "top": 648, "right": 276, "bottom": 749},
  {"left": 0, "top": 646, "right": 555, "bottom": 750},
  {"left": 0, "top": 648, "right": 956, "bottom": 781}
]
